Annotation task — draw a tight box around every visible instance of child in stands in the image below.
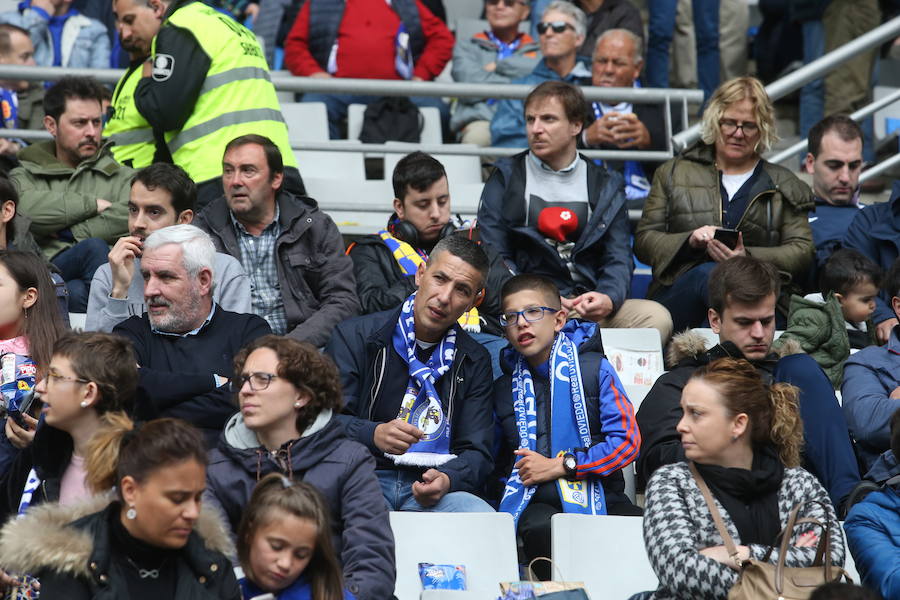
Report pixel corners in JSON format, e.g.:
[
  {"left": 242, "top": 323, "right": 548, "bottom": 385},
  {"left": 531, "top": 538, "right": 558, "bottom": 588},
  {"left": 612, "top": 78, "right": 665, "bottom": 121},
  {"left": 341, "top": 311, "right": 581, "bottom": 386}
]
[
  {"left": 237, "top": 473, "right": 354, "bottom": 600},
  {"left": 493, "top": 274, "right": 641, "bottom": 579},
  {"left": 774, "top": 248, "right": 880, "bottom": 387}
]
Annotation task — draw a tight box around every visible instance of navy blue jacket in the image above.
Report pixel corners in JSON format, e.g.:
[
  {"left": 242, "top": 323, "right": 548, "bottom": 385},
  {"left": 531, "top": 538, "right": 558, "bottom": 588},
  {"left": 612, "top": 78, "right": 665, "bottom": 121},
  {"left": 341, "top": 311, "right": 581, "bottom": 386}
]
[
  {"left": 477, "top": 151, "right": 632, "bottom": 309},
  {"left": 842, "top": 181, "right": 900, "bottom": 324},
  {"left": 325, "top": 307, "right": 495, "bottom": 494}
]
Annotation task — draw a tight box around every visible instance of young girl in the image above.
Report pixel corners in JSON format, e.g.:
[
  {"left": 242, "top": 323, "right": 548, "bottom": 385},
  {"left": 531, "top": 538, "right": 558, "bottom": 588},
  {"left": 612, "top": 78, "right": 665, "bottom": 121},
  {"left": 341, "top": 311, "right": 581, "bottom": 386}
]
[{"left": 237, "top": 473, "right": 354, "bottom": 600}]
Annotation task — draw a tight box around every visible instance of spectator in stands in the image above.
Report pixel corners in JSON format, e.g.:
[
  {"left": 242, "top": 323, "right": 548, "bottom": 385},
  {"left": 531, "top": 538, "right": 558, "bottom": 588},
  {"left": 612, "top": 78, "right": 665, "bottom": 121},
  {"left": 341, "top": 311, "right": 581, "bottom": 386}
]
[
  {"left": 0, "top": 24, "right": 35, "bottom": 165},
  {"left": 0, "top": 331, "right": 136, "bottom": 523},
  {"left": 450, "top": 0, "right": 540, "bottom": 146},
  {"left": 0, "top": 177, "right": 42, "bottom": 258},
  {"left": 284, "top": 0, "right": 454, "bottom": 140},
  {"left": 773, "top": 249, "right": 880, "bottom": 389},
  {"left": 491, "top": 1, "right": 592, "bottom": 148},
  {"left": 112, "top": 225, "right": 270, "bottom": 445},
  {"left": 479, "top": 81, "right": 673, "bottom": 341},
  {"left": 104, "top": 0, "right": 155, "bottom": 169},
  {"left": 86, "top": 163, "right": 250, "bottom": 333},
  {"left": 0, "top": 0, "right": 109, "bottom": 69},
  {"left": 348, "top": 152, "right": 512, "bottom": 377},
  {"left": 530, "top": 0, "right": 642, "bottom": 57},
  {"left": 844, "top": 407, "right": 900, "bottom": 600},
  {"left": 645, "top": 0, "right": 718, "bottom": 101},
  {"left": 581, "top": 29, "right": 670, "bottom": 206},
  {"left": 205, "top": 336, "right": 395, "bottom": 600},
  {"left": 11, "top": 76, "right": 131, "bottom": 313},
  {"left": 0, "top": 250, "right": 66, "bottom": 476},
  {"left": 804, "top": 115, "right": 864, "bottom": 274},
  {"left": 130, "top": 0, "right": 301, "bottom": 209},
  {"left": 635, "top": 76, "right": 814, "bottom": 333},
  {"left": 494, "top": 274, "right": 640, "bottom": 579},
  {"left": 636, "top": 256, "right": 861, "bottom": 513},
  {"left": 642, "top": 357, "right": 845, "bottom": 599},
  {"left": 326, "top": 235, "right": 495, "bottom": 512},
  {"left": 0, "top": 417, "right": 241, "bottom": 598},
  {"left": 195, "top": 135, "right": 358, "bottom": 348},
  {"left": 842, "top": 258, "right": 900, "bottom": 472},
  {"left": 842, "top": 182, "right": 900, "bottom": 345}
]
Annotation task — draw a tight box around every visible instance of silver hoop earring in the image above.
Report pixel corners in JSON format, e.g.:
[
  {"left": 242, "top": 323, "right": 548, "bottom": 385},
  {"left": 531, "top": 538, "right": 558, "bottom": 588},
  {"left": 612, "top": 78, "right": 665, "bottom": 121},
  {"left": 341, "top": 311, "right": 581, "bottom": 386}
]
[{"left": 126, "top": 505, "right": 137, "bottom": 520}]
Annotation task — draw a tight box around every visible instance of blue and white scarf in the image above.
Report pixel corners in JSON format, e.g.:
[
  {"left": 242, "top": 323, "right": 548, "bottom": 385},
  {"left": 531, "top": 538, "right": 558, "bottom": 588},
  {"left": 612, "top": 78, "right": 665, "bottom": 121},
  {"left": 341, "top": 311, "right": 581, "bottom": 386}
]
[
  {"left": 500, "top": 332, "right": 606, "bottom": 525},
  {"left": 591, "top": 96, "right": 651, "bottom": 201},
  {"left": 389, "top": 292, "right": 458, "bottom": 467},
  {"left": 16, "top": 467, "right": 40, "bottom": 516}
]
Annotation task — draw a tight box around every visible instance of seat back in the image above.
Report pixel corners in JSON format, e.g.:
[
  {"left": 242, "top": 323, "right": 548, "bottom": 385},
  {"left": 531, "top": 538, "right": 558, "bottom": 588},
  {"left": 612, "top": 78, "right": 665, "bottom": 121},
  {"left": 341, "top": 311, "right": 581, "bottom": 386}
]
[
  {"left": 389, "top": 512, "right": 519, "bottom": 600},
  {"left": 281, "top": 101, "right": 330, "bottom": 142}
]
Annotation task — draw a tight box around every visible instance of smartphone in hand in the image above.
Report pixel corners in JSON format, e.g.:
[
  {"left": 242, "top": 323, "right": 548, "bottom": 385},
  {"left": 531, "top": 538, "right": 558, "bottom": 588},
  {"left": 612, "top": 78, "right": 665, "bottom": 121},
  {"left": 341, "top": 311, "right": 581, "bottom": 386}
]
[{"left": 713, "top": 228, "right": 740, "bottom": 250}]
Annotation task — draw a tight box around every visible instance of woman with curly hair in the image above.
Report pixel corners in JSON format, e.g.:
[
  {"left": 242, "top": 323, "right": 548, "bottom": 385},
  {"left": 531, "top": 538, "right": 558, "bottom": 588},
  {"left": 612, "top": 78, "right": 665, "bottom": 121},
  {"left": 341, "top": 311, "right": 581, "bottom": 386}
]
[
  {"left": 641, "top": 357, "right": 845, "bottom": 599},
  {"left": 204, "top": 335, "right": 395, "bottom": 600}
]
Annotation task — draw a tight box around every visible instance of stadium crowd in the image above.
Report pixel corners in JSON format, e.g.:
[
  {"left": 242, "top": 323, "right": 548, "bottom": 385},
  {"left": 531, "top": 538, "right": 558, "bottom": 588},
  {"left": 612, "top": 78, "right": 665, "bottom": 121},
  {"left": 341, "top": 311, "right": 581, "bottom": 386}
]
[{"left": 0, "top": 0, "right": 896, "bottom": 598}]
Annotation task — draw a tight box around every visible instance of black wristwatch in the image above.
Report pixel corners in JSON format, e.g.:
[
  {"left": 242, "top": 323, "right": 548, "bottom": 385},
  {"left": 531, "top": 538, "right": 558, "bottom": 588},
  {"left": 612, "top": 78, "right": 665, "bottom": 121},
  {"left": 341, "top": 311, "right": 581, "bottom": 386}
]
[{"left": 563, "top": 453, "right": 577, "bottom": 479}]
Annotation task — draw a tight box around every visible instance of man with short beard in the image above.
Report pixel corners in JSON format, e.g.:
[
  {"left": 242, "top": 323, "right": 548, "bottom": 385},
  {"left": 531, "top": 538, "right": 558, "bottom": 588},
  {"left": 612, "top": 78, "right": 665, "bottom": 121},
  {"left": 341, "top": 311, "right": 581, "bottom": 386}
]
[{"left": 113, "top": 224, "right": 270, "bottom": 446}]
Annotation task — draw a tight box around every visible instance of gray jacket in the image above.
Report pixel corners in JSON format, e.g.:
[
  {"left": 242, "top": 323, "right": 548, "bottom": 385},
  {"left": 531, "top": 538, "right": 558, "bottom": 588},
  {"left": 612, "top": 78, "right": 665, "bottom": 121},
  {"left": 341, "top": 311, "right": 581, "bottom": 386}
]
[
  {"left": 194, "top": 191, "right": 359, "bottom": 348},
  {"left": 450, "top": 31, "right": 540, "bottom": 133},
  {"left": 85, "top": 252, "right": 252, "bottom": 332}
]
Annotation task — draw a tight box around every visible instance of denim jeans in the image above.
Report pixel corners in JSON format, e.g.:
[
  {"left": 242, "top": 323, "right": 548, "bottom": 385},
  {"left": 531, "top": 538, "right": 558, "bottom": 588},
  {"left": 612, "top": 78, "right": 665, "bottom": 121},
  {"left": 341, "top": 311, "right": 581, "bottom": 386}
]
[
  {"left": 301, "top": 92, "right": 450, "bottom": 140},
  {"left": 646, "top": 0, "right": 720, "bottom": 102},
  {"left": 799, "top": 20, "right": 826, "bottom": 147},
  {"left": 50, "top": 237, "right": 109, "bottom": 312},
  {"left": 650, "top": 261, "right": 717, "bottom": 334},
  {"left": 376, "top": 469, "right": 494, "bottom": 512}
]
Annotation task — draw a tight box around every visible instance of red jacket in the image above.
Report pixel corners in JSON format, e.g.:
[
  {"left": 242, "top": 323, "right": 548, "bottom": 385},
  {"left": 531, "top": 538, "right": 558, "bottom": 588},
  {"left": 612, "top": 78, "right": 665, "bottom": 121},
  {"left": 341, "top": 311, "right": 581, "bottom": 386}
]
[{"left": 284, "top": 0, "right": 454, "bottom": 80}]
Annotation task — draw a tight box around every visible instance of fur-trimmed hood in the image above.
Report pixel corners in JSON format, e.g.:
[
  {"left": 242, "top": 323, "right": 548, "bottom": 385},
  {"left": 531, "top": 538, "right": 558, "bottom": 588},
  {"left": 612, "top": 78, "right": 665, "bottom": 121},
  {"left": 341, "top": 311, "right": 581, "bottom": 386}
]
[
  {"left": 0, "top": 494, "right": 235, "bottom": 580},
  {"left": 666, "top": 329, "right": 804, "bottom": 368}
]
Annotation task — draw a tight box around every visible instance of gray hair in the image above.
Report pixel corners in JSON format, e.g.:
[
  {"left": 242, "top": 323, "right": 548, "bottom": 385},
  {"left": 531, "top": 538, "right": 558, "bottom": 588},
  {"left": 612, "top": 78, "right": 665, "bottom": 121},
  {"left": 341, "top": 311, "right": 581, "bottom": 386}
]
[
  {"left": 594, "top": 28, "right": 643, "bottom": 64},
  {"left": 143, "top": 224, "right": 216, "bottom": 287},
  {"left": 542, "top": 1, "right": 586, "bottom": 38}
]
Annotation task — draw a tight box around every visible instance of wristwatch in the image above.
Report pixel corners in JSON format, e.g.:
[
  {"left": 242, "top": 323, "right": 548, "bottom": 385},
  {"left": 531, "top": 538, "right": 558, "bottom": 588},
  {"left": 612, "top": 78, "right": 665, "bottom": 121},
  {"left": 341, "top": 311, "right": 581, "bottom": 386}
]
[{"left": 563, "top": 453, "right": 577, "bottom": 479}]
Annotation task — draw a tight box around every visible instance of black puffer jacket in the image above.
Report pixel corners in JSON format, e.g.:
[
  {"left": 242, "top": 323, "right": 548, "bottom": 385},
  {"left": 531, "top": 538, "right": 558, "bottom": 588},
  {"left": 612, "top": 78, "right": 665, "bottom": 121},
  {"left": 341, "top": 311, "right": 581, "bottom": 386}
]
[{"left": 0, "top": 497, "right": 240, "bottom": 600}]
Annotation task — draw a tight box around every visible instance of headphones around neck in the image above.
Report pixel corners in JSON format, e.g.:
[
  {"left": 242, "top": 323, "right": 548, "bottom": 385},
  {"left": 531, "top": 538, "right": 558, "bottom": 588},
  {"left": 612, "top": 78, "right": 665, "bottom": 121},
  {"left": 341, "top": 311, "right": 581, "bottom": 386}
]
[{"left": 388, "top": 218, "right": 457, "bottom": 249}]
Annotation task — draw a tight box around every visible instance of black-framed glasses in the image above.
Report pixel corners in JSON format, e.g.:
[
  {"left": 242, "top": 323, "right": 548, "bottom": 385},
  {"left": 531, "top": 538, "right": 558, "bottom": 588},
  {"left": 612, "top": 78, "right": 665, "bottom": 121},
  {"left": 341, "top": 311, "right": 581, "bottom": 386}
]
[
  {"left": 46, "top": 372, "right": 90, "bottom": 387},
  {"left": 536, "top": 21, "right": 574, "bottom": 35},
  {"left": 500, "top": 306, "right": 559, "bottom": 327},
  {"left": 230, "top": 372, "right": 280, "bottom": 392},
  {"left": 486, "top": 0, "right": 527, "bottom": 6},
  {"left": 719, "top": 119, "right": 759, "bottom": 136}
]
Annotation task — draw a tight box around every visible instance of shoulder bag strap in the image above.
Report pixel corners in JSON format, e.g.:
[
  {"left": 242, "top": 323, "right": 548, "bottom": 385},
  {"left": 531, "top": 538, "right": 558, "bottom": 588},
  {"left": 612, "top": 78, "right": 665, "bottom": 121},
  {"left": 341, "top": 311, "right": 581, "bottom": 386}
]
[{"left": 688, "top": 461, "right": 741, "bottom": 565}]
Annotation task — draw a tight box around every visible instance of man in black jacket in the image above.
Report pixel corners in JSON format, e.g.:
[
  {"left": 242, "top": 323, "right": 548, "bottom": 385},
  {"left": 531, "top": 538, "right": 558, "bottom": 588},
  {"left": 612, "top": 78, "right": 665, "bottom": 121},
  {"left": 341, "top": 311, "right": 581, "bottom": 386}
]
[
  {"left": 635, "top": 256, "right": 860, "bottom": 513},
  {"left": 113, "top": 224, "right": 270, "bottom": 445},
  {"left": 326, "top": 234, "right": 495, "bottom": 512},
  {"left": 348, "top": 151, "right": 512, "bottom": 377}
]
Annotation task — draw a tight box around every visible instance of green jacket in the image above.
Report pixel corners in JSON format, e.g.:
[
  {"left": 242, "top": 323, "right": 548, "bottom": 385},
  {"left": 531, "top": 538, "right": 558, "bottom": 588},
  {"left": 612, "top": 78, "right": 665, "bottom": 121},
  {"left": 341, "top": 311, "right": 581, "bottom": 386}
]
[
  {"left": 635, "top": 142, "right": 814, "bottom": 297},
  {"left": 10, "top": 140, "right": 131, "bottom": 260},
  {"left": 773, "top": 292, "right": 874, "bottom": 388}
]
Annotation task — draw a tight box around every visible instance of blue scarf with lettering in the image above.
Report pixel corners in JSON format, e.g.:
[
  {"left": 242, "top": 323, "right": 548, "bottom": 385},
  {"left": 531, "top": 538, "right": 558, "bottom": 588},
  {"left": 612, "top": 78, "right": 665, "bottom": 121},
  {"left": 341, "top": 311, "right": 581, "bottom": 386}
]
[
  {"left": 500, "top": 324, "right": 606, "bottom": 525},
  {"left": 389, "top": 292, "right": 458, "bottom": 467}
]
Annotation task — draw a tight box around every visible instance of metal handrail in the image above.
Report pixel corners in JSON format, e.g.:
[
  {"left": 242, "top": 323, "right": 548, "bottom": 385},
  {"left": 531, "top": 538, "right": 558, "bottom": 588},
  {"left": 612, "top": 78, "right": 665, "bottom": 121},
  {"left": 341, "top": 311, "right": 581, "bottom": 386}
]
[
  {"left": 0, "top": 64, "right": 704, "bottom": 103},
  {"left": 672, "top": 14, "right": 900, "bottom": 152},
  {"left": 767, "top": 87, "right": 900, "bottom": 165}
]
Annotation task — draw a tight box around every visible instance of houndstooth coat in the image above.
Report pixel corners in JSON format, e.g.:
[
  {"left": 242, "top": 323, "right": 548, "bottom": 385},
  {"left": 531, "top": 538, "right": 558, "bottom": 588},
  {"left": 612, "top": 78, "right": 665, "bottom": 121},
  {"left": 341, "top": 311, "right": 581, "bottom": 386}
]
[{"left": 643, "top": 461, "right": 846, "bottom": 599}]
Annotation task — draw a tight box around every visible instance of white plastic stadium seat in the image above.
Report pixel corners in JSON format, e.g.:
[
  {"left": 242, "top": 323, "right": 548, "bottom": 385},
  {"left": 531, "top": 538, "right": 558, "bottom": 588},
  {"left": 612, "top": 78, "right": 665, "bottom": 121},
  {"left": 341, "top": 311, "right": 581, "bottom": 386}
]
[
  {"left": 294, "top": 140, "right": 366, "bottom": 181},
  {"left": 281, "top": 101, "right": 330, "bottom": 142},
  {"left": 551, "top": 514, "right": 658, "bottom": 600},
  {"left": 390, "top": 512, "right": 519, "bottom": 600},
  {"left": 384, "top": 142, "right": 483, "bottom": 184},
  {"left": 68, "top": 313, "right": 86, "bottom": 331}
]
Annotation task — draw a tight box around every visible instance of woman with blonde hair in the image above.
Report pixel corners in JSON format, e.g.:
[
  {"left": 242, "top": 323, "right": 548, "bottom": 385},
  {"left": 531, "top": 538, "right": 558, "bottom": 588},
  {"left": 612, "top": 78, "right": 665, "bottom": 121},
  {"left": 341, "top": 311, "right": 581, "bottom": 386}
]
[
  {"left": 641, "top": 358, "right": 844, "bottom": 599},
  {"left": 635, "top": 76, "right": 814, "bottom": 332}
]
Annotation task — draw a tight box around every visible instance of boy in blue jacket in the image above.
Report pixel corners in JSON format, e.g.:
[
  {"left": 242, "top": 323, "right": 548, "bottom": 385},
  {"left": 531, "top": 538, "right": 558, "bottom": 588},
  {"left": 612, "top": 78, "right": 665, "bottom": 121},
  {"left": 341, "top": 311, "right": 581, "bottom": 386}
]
[{"left": 493, "top": 273, "right": 641, "bottom": 579}]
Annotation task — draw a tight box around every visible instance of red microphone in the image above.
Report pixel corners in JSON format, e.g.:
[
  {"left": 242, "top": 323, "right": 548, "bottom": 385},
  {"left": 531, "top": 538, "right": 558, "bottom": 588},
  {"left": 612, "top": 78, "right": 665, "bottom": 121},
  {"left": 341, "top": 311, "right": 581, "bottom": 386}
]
[{"left": 537, "top": 206, "right": 579, "bottom": 242}]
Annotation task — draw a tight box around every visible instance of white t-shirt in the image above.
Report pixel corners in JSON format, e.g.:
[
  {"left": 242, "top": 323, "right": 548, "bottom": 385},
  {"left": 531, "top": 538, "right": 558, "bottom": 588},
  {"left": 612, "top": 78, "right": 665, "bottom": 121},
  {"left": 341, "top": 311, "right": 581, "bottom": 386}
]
[{"left": 721, "top": 167, "right": 756, "bottom": 202}]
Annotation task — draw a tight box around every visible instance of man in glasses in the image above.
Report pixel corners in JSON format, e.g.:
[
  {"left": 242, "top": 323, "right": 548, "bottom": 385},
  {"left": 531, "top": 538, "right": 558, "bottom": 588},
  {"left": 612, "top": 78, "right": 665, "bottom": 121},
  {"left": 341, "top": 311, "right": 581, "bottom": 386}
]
[
  {"left": 479, "top": 80, "right": 673, "bottom": 341},
  {"left": 493, "top": 273, "right": 641, "bottom": 579},
  {"left": 491, "top": 0, "right": 592, "bottom": 148},
  {"left": 450, "top": 0, "right": 539, "bottom": 146},
  {"left": 113, "top": 224, "right": 270, "bottom": 446}
]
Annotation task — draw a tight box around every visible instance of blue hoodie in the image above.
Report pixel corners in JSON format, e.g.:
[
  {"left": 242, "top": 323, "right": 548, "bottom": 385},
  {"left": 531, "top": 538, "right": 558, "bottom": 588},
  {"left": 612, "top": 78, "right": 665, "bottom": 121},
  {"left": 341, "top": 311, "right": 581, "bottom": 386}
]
[{"left": 844, "top": 483, "right": 900, "bottom": 598}]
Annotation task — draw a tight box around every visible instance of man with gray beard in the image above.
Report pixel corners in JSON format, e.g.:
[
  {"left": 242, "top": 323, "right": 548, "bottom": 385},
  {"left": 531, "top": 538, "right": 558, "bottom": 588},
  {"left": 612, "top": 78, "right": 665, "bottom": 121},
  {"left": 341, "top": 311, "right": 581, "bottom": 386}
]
[{"left": 113, "top": 224, "right": 270, "bottom": 445}]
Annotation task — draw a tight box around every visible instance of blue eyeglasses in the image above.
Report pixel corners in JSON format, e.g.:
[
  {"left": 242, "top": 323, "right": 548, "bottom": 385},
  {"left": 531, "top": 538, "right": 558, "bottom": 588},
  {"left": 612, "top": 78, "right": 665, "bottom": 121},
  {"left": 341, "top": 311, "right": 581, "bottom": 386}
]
[{"left": 499, "top": 306, "right": 559, "bottom": 327}]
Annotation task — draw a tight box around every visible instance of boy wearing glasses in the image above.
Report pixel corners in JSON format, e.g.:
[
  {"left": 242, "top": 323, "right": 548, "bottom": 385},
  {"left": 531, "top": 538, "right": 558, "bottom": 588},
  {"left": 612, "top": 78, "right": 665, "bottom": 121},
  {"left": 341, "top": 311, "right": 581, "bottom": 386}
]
[{"left": 494, "top": 273, "right": 641, "bottom": 579}]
